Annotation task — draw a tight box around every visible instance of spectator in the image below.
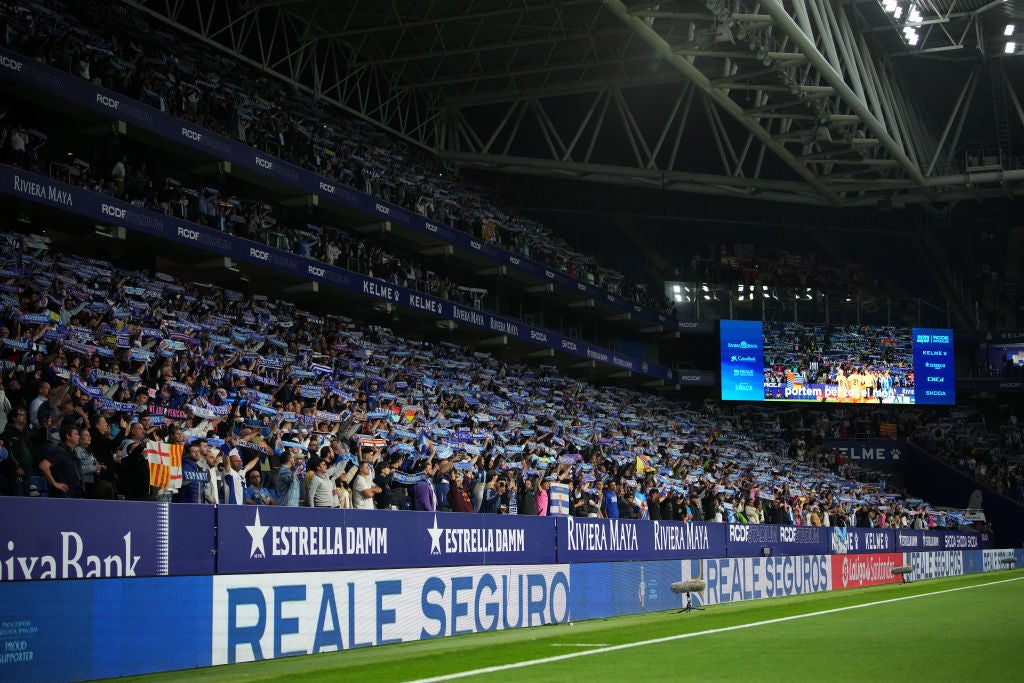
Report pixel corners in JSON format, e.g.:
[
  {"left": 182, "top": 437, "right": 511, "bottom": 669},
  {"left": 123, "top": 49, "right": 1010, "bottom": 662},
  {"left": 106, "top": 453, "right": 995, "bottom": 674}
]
[
  {"left": 74, "top": 427, "right": 113, "bottom": 499},
  {"left": 275, "top": 448, "right": 301, "bottom": 506},
  {"left": 1, "top": 408, "right": 33, "bottom": 496},
  {"left": 306, "top": 457, "right": 339, "bottom": 508},
  {"left": 602, "top": 480, "right": 620, "bottom": 519},
  {"left": 537, "top": 477, "right": 551, "bottom": 516},
  {"left": 117, "top": 423, "right": 152, "bottom": 501},
  {"left": 518, "top": 474, "right": 538, "bottom": 516},
  {"left": 244, "top": 469, "right": 276, "bottom": 505},
  {"left": 351, "top": 460, "right": 379, "bottom": 510},
  {"left": 411, "top": 459, "right": 438, "bottom": 512},
  {"left": 175, "top": 442, "right": 209, "bottom": 504},
  {"left": 222, "top": 448, "right": 260, "bottom": 505},
  {"left": 373, "top": 458, "right": 395, "bottom": 510},
  {"left": 39, "top": 424, "right": 84, "bottom": 498},
  {"left": 444, "top": 470, "right": 470, "bottom": 513}
]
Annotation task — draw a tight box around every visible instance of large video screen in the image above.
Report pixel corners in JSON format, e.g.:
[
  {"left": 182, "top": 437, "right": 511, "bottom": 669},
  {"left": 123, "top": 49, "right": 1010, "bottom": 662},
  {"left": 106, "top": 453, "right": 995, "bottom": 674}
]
[{"left": 720, "top": 321, "right": 954, "bottom": 405}]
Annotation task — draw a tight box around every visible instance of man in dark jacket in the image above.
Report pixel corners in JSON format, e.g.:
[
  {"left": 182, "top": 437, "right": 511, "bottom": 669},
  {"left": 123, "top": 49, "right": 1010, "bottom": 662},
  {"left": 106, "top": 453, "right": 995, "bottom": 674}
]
[
  {"left": 39, "top": 424, "right": 84, "bottom": 498},
  {"left": 518, "top": 474, "right": 538, "bottom": 516},
  {"left": 689, "top": 492, "right": 706, "bottom": 522},
  {"left": 1, "top": 407, "right": 33, "bottom": 496}
]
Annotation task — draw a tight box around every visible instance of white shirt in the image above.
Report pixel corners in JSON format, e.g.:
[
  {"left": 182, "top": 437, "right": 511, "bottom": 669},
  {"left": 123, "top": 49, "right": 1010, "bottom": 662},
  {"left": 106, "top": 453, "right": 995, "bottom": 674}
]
[
  {"left": 199, "top": 460, "right": 220, "bottom": 504},
  {"left": 352, "top": 473, "right": 375, "bottom": 509},
  {"left": 9, "top": 129, "right": 27, "bottom": 152},
  {"left": 29, "top": 394, "right": 46, "bottom": 429}
]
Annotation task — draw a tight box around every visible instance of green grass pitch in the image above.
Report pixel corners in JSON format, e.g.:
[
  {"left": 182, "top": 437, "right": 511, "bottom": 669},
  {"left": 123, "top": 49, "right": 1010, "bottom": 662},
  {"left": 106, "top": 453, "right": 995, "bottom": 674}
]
[{"left": 116, "top": 570, "right": 1024, "bottom": 683}]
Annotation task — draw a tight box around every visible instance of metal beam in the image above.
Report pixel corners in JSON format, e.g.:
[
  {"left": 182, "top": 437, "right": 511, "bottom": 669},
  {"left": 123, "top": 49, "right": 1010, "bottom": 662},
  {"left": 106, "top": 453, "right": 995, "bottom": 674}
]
[
  {"left": 602, "top": 0, "right": 842, "bottom": 205},
  {"left": 759, "top": 0, "right": 931, "bottom": 195},
  {"left": 304, "top": 0, "right": 595, "bottom": 41}
]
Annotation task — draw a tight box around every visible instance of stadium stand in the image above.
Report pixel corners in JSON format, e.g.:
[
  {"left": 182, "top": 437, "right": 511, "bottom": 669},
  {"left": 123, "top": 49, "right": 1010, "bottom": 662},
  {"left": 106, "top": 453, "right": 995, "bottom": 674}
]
[
  {"left": 0, "top": 0, "right": 1010, "bottom": 540},
  {"left": 0, "top": 0, "right": 674, "bottom": 316},
  {"left": 0, "top": 229, "right": 981, "bottom": 534},
  {"left": 2, "top": 2, "right": 990, "bottom": 336}
]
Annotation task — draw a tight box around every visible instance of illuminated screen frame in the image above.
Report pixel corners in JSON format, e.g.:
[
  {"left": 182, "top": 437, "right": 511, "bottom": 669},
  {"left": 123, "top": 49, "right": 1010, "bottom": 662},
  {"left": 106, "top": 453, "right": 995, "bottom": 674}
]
[{"left": 720, "top": 321, "right": 954, "bottom": 405}]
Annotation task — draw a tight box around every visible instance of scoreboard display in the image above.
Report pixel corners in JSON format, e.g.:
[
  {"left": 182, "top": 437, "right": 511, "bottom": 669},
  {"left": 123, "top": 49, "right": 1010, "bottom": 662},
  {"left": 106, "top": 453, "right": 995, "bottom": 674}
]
[{"left": 720, "top": 321, "right": 954, "bottom": 405}]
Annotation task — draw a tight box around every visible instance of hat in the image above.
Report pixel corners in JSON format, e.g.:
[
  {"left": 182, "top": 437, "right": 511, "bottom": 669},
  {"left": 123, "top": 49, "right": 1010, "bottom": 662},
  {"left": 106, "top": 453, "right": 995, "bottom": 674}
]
[{"left": 544, "top": 475, "right": 556, "bottom": 481}]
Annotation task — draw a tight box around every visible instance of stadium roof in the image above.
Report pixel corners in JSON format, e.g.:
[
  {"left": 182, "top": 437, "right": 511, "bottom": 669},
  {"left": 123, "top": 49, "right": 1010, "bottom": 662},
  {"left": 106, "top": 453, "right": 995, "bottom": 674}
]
[{"left": 127, "top": 0, "right": 1024, "bottom": 208}]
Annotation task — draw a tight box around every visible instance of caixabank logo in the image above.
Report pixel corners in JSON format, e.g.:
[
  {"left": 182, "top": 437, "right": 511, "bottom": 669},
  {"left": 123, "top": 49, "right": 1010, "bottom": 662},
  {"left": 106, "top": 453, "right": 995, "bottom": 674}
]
[{"left": 0, "top": 499, "right": 168, "bottom": 580}]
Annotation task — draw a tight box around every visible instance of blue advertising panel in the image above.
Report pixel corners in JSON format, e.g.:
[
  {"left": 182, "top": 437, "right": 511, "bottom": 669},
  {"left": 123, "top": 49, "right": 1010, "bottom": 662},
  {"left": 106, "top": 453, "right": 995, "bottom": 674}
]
[
  {"left": 554, "top": 517, "right": 725, "bottom": 563},
  {"left": 894, "top": 529, "right": 922, "bottom": 552},
  {"left": 905, "top": 551, "right": 965, "bottom": 581},
  {"left": 0, "top": 498, "right": 214, "bottom": 581},
  {"left": 982, "top": 548, "right": 1024, "bottom": 571},
  {"left": 829, "top": 527, "right": 896, "bottom": 554},
  {"left": 0, "top": 164, "right": 676, "bottom": 382},
  {"left": 962, "top": 550, "right": 984, "bottom": 575},
  {"left": 720, "top": 320, "right": 765, "bottom": 401},
  {"left": 921, "top": 531, "right": 944, "bottom": 552},
  {"left": 823, "top": 440, "right": 907, "bottom": 465},
  {"left": 211, "top": 564, "right": 570, "bottom": 664},
  {"left": 912, "top": 328, "right": 956, "bottom": 405},
  {"left": 0, "top": 46, "right": 703, "bottom": 334},
  {"left": 725, "top": 523, "right": 829, "bottom": 557},
  {"left": 940, "top": 530, "right": 982, "bottom": 551},
  {"left": 568, "top": 561, "right": 683, "bottom": 620},
  {"left": 0, "top": 575, "right": 213, "bottom": 683},
  {"left": 215, "top": 506, "right": 558, "bottom": 574},
  {"left": 681, "top": 555, "right": 832, "bottom": 606}
]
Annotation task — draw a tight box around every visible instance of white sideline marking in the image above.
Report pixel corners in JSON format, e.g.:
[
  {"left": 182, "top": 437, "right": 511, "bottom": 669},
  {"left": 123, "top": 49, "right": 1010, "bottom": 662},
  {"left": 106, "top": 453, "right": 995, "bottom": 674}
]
[
  {"left": 402, "top": 576, "right": 1024, "bottom": 683},
  {"left": 549, "top": 643, "right": 609, "bottom": 648}
]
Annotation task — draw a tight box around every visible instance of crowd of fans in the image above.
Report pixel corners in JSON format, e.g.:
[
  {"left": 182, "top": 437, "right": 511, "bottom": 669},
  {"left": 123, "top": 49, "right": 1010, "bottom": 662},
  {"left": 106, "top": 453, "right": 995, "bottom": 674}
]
[
  {"left": 0, "top": 119, "right": 487, "bottom": 311},
  {"left": 0, "top": 0, "right": 673, "bottom": 315},
  {"left": 902, "top": 407, "right": 1024, "bottom": 503},
  {"left": 0, "top": 230, "right": 982, "bottom": 533}
]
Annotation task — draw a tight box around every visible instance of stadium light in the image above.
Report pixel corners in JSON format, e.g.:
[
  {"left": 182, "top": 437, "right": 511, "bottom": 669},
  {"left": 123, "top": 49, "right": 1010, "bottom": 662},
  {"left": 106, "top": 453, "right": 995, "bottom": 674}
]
[
  {"left": 674, "top": 294, "right": 683, "bottom": 302},
  {"left": 878, "top": 1, "right": 923, "bottom": 46},
  {"left": 1006, "top": 24, "right": 1015, "bottom": 36},
  {"left": 672, "top": 284, "right": 681, "bottom": 293},
  {"left": 1006, "top": 41, "right": 1017, "bottom": 54}
]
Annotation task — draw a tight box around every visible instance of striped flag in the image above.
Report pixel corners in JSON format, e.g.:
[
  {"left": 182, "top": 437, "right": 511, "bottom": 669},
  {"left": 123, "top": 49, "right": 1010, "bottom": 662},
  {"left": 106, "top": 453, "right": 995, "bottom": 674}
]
[
  {"left": 147, "top": 441, "right": 184, "bottom": 491},
  {"left": 548, "top": 482, "right": 571, "bottom": 516}
]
